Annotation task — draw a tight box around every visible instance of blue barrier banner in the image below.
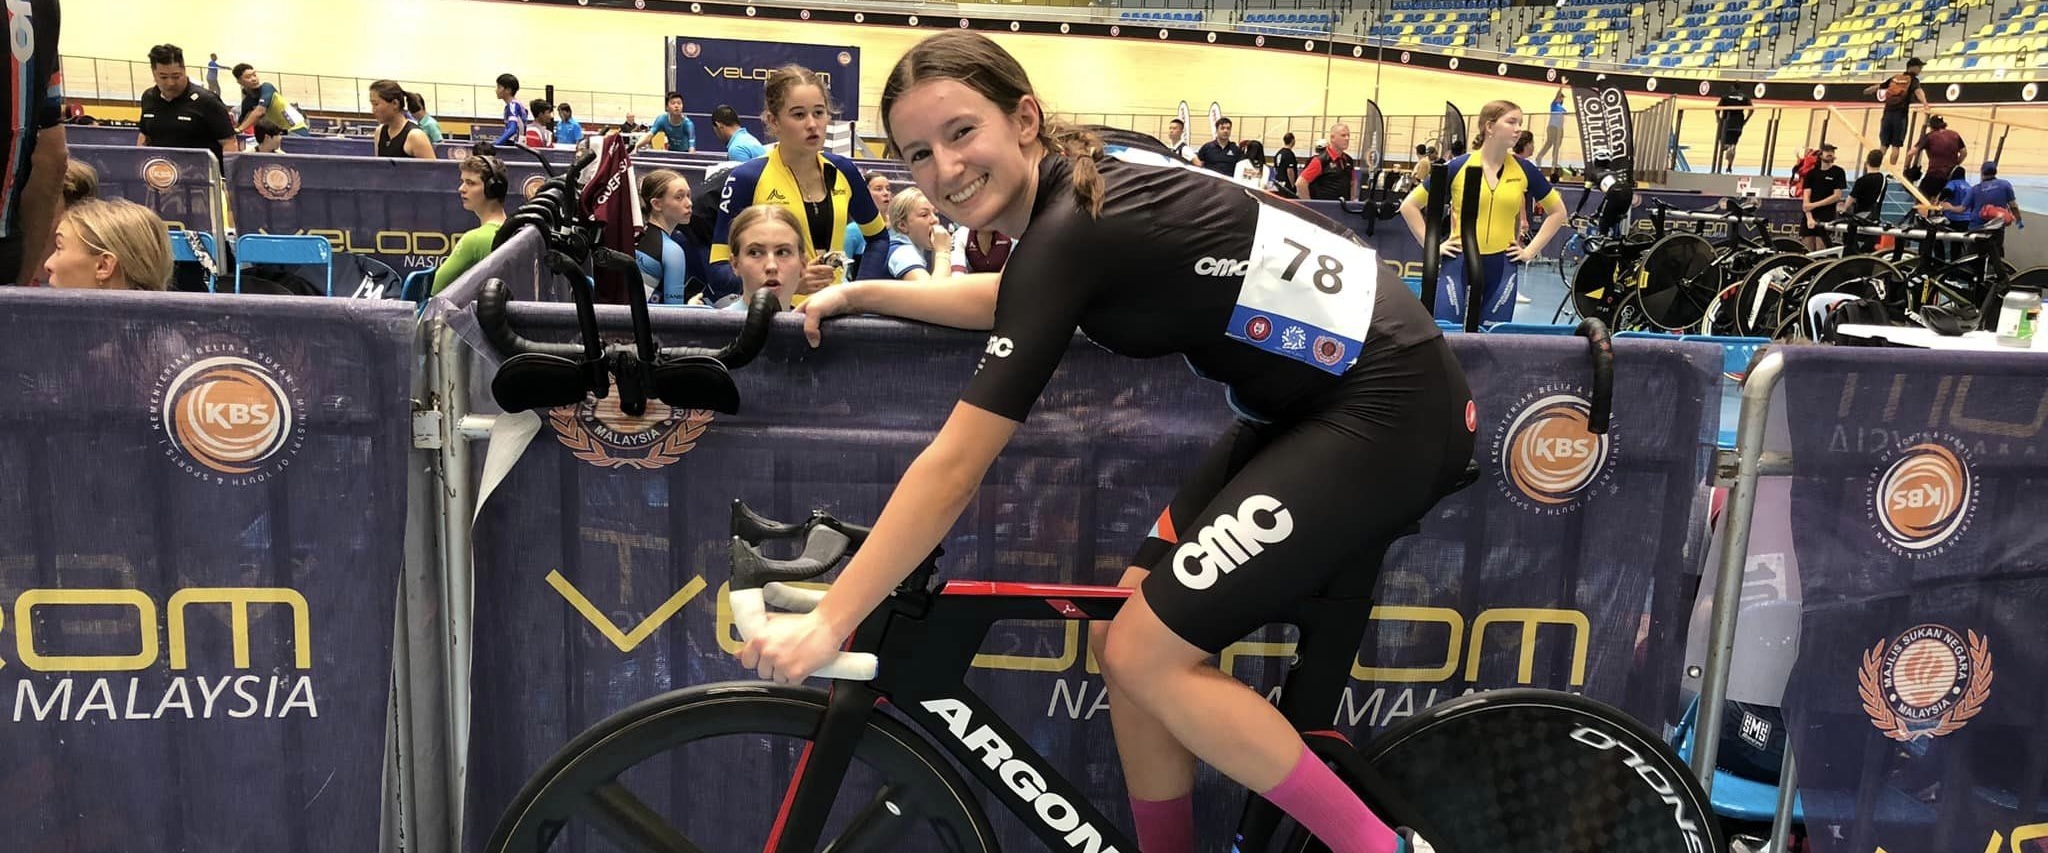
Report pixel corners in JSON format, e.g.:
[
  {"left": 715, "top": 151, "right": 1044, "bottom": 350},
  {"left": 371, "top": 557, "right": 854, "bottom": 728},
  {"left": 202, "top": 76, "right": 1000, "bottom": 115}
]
[
  {"left": 229, "top": 152, "right": 567, "bottom": 274},
  {"left": 0, "top": 289, "right": 415, "bottom": 850},
  {"left": 1777, "top": 347, "right": 2048, "bottom": 853},
  {"left": 666, "top": 36, "right": 860, "bottom": 154},
  {"left": 61, "top": 124, "right": 142, "bottom": 148},
  {"left": 71, "top": 144, "right": 223, "bottom": 237},
  {"left": 457, "top": 307, "right": 1719, "bottom": 849}
]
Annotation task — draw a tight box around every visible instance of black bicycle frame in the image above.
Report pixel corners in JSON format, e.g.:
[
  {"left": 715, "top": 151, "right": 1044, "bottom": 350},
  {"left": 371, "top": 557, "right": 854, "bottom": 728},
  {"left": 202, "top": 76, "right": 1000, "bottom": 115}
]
[{"left": 761, "top": 539, "right": 1415, "bottom": 853}]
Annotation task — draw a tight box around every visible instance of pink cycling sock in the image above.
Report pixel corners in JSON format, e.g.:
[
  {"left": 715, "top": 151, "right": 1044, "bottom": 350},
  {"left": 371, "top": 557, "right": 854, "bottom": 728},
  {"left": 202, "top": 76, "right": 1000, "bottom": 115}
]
[
  {"left": 1127, "top": 793, "right": 1194, "bottom": 853},
  {"left": 1259, "top": 745, "right": 1399, "bottom": 853}
]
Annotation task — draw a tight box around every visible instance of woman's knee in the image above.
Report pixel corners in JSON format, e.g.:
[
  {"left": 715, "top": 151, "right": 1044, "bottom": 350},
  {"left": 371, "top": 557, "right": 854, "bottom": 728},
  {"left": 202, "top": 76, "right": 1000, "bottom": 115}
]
[
  {"left": 1089, "top": 565, "right": 1150, "bottom": 664},
  {"left": 1099, "top": 597, "right": 1203, "bottom": 692}
]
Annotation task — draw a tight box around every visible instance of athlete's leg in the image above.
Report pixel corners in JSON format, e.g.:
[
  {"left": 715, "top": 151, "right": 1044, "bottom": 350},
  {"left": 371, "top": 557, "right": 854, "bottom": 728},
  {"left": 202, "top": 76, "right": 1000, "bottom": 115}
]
[{"left": 1103, "top": 341, "right": 1476, "bottom": 853}]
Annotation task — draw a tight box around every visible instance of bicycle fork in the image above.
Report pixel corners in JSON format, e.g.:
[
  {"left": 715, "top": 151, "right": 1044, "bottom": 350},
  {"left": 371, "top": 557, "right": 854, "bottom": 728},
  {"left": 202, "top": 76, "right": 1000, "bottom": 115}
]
[{"left": 763, "top": 682, "right": 895, "bottom": 853}]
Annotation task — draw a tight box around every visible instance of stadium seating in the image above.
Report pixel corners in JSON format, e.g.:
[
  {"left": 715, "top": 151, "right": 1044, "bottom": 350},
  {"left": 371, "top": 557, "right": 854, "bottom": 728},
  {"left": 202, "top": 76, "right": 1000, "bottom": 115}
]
[
  {"left": 1510, "top": 1, "right": 1637, "bottom": 63},
  {"left": 1924, "top": 0, "right": 2047, "bottom": 81},
  {"left": 1367, "top": 0, "right": 1494, "bottom": 44},
  {"left": 1240, "top": 11, "right": 1336, "bottom": 36},
  {"left": 1627, "top": 0, "right": 1796, "bottom": 72},
  {"left": 1772, "top": 0, "right": 1968, "bottom": 79},
  {"left": 1119, "top": 9, "right": 1204, "bottom": 24}
]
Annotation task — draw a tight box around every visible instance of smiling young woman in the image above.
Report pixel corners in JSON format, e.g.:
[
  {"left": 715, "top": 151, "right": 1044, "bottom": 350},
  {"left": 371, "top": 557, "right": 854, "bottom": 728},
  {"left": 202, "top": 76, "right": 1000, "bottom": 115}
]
[{"left": 740, "top": 30, "right": 1472, "bottom": 853}]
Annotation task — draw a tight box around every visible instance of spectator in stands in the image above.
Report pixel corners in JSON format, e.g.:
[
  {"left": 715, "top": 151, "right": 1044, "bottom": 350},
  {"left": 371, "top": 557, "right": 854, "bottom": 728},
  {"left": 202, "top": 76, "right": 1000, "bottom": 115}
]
[
  {"left": 232, "top": 64, "right": 310, "bottom": 152},
  {"left": 1195, "top": 117, "right": 1242, "bottom": 175},
  {"left": 206, "top": 53, "right": 220, "bottom": 96},
  {"left": 1865, "top": 57, "right": 1929, "bottom": 165},
  {"left": 1907, "top": 114, "right": 1965, "bottom": 206},
  {"left": 1398, "top": 100, "right": 1566, "bottom": 324},
  {"left": 1296, "top": 122, "right": 1356, "bottom": 201},
  {"left": 709, "top": 64, "right": 885, "bottom": 301},
  {"left": 1716, "top": 84, "right": 1752, "bottom": 173},
  {"left": 882, "top": 188, "right": 952, "bottom": 281},
  {"left": 3, "top": 0, "right": 63, "bottom": 287},
  {"left": 642, "top": 91, "right": 697, "bottom": 153},
  {"left": 1165, "top": 118, "right": 1192, "bottom": 162},
  {"left": 432, "top": 153, "right": 508, "bottom": 294},
  {"left": 555, "top": 103, "right": 584, "bottom": 147},
  {"left": 406, "top": 93, "right": 443, "bottom": 144},
  {"left": 526, "top": 99, "right": 555, "bottom": 148},
  {"left": 725, "top": 203, "right": 811, "bottom": 310},
  {"left": 1969, "top": 161, "right": 2021, "bottom": 228},
  {"left": 1271, "top": 132, "right": 1300, "bottom": 198},
  {"left": 1233, "top": 139, "right": 1268, "bottom": 190},
  {"left": 61, "top": 160, "right": 96, "bottom": 207},
  {"left": 45, "top": 199, "right": 172, "bottom": 292},
  {"left": 713, "top": 105, "right": 767, "bottom": 161},
  {"left": 138, "top": 44, "right": 238, "bottom": 165},
  {"left": 636, "top": 169, "right": 710, "bottom": 304},
  {"left": 1799, "top": 143, "right": 1847, "bottom": 251},
  {"left": 1536, "top": 87, "right": 1566, "bottom": 171},
  {"left": 492, "top": 73, "right": 531, "bottom": 147},
  {"left": 369, "top": 81, "right": 435, "bottom": 160}
]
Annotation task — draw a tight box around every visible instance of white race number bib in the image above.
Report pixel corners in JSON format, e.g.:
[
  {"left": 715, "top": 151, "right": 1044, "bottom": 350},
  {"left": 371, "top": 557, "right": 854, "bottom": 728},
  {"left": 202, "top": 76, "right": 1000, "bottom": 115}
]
[{"left": 1226, "top": 201, "right": 1379, "bottom": 374}]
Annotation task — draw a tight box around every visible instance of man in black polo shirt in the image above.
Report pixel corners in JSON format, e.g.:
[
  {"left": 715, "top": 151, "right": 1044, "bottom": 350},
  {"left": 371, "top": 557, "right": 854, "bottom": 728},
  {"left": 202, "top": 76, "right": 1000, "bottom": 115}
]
[
  {"left": 1195, "top": 117, "right": 1242, "bottom": 175},
  {"left": 137, "top": 43, "right": 237, "bottom": 165}
]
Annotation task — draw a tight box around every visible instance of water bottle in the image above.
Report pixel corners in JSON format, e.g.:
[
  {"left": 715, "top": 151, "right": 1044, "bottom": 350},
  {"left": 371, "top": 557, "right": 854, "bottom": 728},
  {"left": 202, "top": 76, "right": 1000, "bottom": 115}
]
[{"left": 1997, "top": 287, "right": 2042, "bottom": 348}]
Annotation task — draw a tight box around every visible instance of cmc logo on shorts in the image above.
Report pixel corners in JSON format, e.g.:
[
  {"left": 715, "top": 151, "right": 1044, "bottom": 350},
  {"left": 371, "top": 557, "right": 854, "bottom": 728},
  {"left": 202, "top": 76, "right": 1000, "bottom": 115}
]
[
  {"left": 1867, "top": 437, "right": 1974, "bottom": 557},
  {"left": 550, "top": 396, "right": 713, "bottom": 470},
  {"left": 1859, "top": 624, "right": 1992, "bottom": 742},
  {"left": 151, "top": 346, "right": 306, "bottom": 485},
  {"left": 1172, "top": 494, "right": 1293, "bottom": 590},
  {"left": 1491, "top": 386, "right": 1614, "bottom": 514}
]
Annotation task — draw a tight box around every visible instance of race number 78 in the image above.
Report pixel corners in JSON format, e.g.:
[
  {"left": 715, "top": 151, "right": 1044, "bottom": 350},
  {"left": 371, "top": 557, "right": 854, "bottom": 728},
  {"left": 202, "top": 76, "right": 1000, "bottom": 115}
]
[{"left": 1280, "top": 238, "right": 1346, "bottom": 294}]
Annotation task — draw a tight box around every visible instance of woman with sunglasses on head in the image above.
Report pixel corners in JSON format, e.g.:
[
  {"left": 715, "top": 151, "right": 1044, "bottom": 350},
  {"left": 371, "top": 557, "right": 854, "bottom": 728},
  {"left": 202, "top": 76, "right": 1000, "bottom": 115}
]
[{"left": 740, "top": 30, "right": 1470, "bottom": 853}]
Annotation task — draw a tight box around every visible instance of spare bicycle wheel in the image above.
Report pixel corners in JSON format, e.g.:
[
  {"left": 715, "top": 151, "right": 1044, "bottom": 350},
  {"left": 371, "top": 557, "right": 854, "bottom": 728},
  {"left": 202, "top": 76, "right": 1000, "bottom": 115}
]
[
  {"left": 1769, "top": 259, "right": 1838, "bottom": 341},
  {"left": 1360, "top": 689, "right": 1724, "bottom": 853},
  {"left": 1810, "top": 254, "right": 1906, "bottom": 313},
  {"left": 1770, "top": 237, "right": 1808, "bottom": 255},
  {"left": 1730, "top": 253, "right": 1811, "bottom": 337},
  {"left": 1572, "top": 253, "right": 1622, "bottom": 324},
  {"left": 1635, "top": 233, "right": 1722, "bottom": 331}
]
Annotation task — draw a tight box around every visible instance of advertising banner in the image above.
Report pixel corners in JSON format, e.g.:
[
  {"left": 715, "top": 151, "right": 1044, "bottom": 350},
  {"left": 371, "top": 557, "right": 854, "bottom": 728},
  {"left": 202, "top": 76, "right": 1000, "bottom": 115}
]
[{"left": 667, "top": 36, "right": 861, "bottom": 154}]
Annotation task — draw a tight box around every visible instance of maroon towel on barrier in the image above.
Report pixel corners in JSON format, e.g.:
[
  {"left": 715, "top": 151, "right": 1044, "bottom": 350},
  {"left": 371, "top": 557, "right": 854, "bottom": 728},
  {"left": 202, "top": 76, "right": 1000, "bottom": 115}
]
[{"left": 580, "top": 133, "right": 640, "bottom": 304}]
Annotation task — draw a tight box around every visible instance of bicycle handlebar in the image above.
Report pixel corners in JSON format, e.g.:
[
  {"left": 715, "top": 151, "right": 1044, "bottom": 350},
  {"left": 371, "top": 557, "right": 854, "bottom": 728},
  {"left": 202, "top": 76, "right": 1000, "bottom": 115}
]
[
  {"left": 726, "top": 500, "right": 880, "bottom": 681},
  {"left": 1574, "top": 317, "right": 1615, "bottom": 434}
]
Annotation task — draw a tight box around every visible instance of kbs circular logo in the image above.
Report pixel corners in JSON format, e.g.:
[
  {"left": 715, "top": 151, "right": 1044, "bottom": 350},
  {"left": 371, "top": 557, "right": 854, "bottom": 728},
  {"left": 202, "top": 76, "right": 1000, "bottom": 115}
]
[
  {"left": 549, "top": 396, "right": 714, "bottom": 470},
  {"left": 142, "top": 158, "right": 179, "bottom": 191},
  {"left": 252, "top": 164, "right": 301, "bottom": 201},
  {"left": 150, "top": 346, "right": 306, "bottom": 485},
  {"left": 1867, "top": 437, "right": 1974, "bottom": 557},
  {"left": 837, "top": 50, "right": 853, "bottom": 66},
  {"left": 1492, "top": 386, "right": 1615, "bottom": 514},
  {"left": 522, "top": 175, "right": 547, "bottom": 198},
  {"left": 1859, "top": 624, "right": 1992, "bottom": 742}
]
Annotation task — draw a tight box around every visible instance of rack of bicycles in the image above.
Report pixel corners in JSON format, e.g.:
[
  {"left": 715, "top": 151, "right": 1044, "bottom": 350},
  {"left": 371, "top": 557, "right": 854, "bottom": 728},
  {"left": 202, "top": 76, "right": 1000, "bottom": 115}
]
[{"left": 1560, "top": 198, "right": 2048, "bottom": 343}]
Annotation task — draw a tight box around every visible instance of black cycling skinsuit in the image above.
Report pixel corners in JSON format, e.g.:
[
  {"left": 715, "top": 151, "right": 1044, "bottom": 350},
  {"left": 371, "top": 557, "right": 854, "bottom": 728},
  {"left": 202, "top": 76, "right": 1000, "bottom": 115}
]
[
  {"left": 962, "top": 149, "right": 1477, "bottom": 652},
  {"left": 0, "top": 0, "right": 62, "bottom": 283}
]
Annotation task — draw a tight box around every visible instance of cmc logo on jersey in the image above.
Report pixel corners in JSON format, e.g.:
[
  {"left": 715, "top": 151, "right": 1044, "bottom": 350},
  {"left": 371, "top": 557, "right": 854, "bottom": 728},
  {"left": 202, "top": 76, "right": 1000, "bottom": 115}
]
[
  {"left": 151, "top": 346, "right": 306, "bottom": 485},
  {"left": 1194, "top": 256, "right": 1251, "bottom": 277},
  {"left": 1859, "top": 624, "right": 1992, "bottom": 742},
  {"left": 550, "top": 396, "right": 714, "bottom": 470},
  {"left": 1492, "top": 386, "right": 1614, "bottom": 514},
  {"left": 1172, "top": 494, "right": 1293, "bottom": 590},
  {"left": 1866, "top": 437, "right": 1974, "bottom": 558}
]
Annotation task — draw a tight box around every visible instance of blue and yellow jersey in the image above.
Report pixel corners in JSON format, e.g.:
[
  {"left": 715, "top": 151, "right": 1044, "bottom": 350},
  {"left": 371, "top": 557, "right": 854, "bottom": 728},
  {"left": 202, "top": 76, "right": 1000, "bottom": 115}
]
[
  {"left": 711, "top": 151, "right": 885, "bottom": 273},
  {"left": 1403, "top": 153, "right": 1561, "bottom": 255}
]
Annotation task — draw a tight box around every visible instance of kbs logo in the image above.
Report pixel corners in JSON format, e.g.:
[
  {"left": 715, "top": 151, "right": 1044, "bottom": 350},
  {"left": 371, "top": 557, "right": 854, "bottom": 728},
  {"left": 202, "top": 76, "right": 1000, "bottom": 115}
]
[
  {"left": 549, "top": 396, "right": 713, "bottom": 470},
  {"left": 1172, "top": 494, "right": 1293, "bottom": 590},
  {"left": 681, "top": 41, "right": 701, "bottom": 58},
  {"left": 151, "top": 346, "right": 306, "bottom": 485},
  {"left": 251, "top": 163, "right": 301, "bottom": 201},
  {"left": 1492, "top": 387, "right": 1614, "bottom": 514},
  {"left": 522, "top": 175, "right": 547, "bottom": 198},
  {"left": 141, "top": 157, "right": 179, "bottom": 191},
  {"left": 1867, "top": 437, "right": 1974, "bottom": 558},
  {"left": 1859, "top": 624, "right": 1992, "bottom": 742}
]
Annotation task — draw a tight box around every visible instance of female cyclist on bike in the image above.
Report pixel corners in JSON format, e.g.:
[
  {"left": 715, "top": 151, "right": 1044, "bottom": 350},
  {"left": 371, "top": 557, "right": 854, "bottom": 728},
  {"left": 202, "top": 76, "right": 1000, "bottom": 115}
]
[{"left": 739, "top": 31, "right": 1474, "bottom": 853}]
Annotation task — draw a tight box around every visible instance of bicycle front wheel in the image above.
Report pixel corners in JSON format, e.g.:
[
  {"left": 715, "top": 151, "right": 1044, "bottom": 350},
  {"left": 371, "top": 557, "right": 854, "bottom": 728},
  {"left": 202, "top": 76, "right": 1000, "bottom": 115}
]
[
  {"left": 486, "top": 683, "right": 997, "bottom": 853},
  {"left": 1359, "top": 689, "right": 1723, "bottom": 853}
]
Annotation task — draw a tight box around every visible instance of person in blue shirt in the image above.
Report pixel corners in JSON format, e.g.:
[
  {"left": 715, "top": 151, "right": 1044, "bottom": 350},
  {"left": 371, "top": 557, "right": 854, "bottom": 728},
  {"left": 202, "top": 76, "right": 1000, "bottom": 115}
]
[
  {"left": 205, "top": 53, "right": 221, "bottom": 95},
  {"left": 1967, "top": 161, "right": 2023, "bottom": 229},
  {"left": 634, "top": 169, "right": 711, "bottom": 304},
  {"left": 640, "top": 91, "right": 696, "bottom": 153},
  {"left": 845, "top": 174, "right": 894, "bottom": 273},
  {"left": 493, "top": 73, "right": 530, "bottom": 146},
  {"left": 880, "top": 188, "right": 953, "bottom": 280},
  {"left": 554, "top": 103, "right": 583, "bottom": 146},
  {"left": 712, "top": 104, "right": 767, "bottom": 161}
]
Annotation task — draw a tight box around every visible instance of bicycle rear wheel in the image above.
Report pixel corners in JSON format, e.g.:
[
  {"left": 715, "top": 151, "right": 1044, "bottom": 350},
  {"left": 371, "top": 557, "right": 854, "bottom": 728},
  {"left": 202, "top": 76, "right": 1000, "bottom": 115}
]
[
  {"left": 486, "top": 683, "right": 996, "bottom": 853},
  {"left": 1358, "top": 689, "right": 1723, "bottom": 853}
]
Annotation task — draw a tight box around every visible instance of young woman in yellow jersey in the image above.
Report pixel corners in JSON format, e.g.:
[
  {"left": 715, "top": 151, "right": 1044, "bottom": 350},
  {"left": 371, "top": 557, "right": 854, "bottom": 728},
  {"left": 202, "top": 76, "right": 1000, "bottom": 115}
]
[
  {"left": 1398, "top": 100, "right": 1567, "bottom": 324},
  {"left": 708, "top": 65, "right": 887, "bottom": 305}
]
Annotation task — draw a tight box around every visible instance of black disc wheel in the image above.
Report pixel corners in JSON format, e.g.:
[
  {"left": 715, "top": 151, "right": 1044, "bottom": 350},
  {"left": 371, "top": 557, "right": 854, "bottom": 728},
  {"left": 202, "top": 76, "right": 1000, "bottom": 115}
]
[
  {"left": 2012, "top": 266, "right": 2048, "bottom": 292},
  {"left": 1636, "top": 233, "right": 1723, "bottom": 331},
  {"left": 1360, "top": 689, "right": 1725, "bottom": 853},
  {"left": 1572, "top": 253, "right": 1623, "bottom": 325},
  {"left": 1810, "top": 254, "right": 1907, "bottom": 313},
  {"left": 485, "top": 684, "right": 997, "bottom": 853}
]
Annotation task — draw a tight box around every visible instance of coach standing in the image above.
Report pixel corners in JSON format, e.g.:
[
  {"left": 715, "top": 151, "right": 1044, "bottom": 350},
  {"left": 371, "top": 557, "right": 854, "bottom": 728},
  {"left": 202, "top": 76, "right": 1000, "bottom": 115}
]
[{"left": 137, "top": 44, "right": 238, "bottom": 166}]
